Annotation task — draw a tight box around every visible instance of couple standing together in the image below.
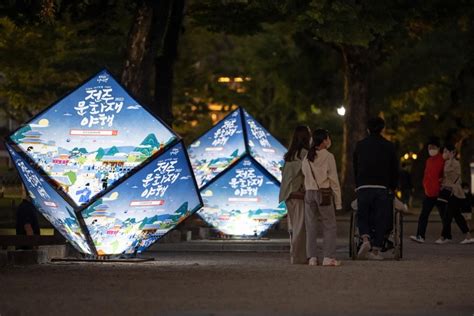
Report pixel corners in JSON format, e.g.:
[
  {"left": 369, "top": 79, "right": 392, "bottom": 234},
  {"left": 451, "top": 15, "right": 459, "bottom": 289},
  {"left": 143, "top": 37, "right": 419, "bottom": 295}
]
[
  {"left": 410, "top": 137, "right": 473, "bottom": 244},
  {"left": 279, "top": 117, "right": 397, "bottom": 266}
]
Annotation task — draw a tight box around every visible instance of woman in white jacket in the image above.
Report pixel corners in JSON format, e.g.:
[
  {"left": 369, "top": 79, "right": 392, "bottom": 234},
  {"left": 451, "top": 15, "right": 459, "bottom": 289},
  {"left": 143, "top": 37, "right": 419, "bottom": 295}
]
[{"left": 302, "top": 129, "right": 342, "bottom": 266}]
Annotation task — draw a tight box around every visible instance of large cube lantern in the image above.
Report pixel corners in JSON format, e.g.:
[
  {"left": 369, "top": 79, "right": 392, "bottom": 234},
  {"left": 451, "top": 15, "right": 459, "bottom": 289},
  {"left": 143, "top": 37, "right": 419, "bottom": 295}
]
[
  {"left": 6, "top": 70, "right": 202, "bottom": 256},
  {"left": 188, "top": 108, "right": 287, "bottom": 237}
]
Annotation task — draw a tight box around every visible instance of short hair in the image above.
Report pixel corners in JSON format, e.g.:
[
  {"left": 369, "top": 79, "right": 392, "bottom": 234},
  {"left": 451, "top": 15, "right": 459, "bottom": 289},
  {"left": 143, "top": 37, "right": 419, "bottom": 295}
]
[
  {"left": 367, "top": 117, "right": 385, "bottom": 134},
  {"left": 427, "top": 136, "right": 440, "bottom": 147}
]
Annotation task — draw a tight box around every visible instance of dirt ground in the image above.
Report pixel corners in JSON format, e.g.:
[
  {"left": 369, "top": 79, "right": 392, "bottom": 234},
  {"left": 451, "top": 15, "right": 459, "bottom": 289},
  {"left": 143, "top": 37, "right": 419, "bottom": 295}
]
[{"left": 1, "top": 235, "right": 473, "bottom": 316}]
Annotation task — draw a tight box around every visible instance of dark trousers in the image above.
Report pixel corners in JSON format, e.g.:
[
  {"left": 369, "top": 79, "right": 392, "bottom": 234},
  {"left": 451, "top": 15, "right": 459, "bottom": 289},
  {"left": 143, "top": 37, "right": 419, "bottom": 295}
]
[
  {"left": 442, "top": 196, "right": 470, "bottom": 239},
  {"left": 416, "top": 196, "right": 446, "bottom": 239},
  {"left": 357, "top": 188, "right": 394, "bottom": 248}
]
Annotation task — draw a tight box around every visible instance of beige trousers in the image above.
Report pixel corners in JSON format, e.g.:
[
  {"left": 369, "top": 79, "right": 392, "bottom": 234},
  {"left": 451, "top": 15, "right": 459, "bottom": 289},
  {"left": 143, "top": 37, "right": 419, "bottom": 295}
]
[
  {"left": 304, "top": 190, "right": 337, "bottom": 259},
  {"left": 285, "top": 198, "right": 307, "bottom": 263}
]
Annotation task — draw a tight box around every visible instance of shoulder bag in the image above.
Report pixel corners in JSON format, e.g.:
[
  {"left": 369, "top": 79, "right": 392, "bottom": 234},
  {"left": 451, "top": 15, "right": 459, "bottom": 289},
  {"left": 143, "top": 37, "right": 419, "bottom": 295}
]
[
  {"left": 308, "top": 162, "right": 333, "bottom": 206},
  {"left": 437, "top": 176, "right": 459, "bottom": 204}
]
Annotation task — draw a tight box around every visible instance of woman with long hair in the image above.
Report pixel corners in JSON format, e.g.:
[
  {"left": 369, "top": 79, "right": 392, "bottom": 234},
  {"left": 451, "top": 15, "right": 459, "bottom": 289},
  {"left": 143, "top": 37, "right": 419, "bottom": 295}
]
[
  {"left": 436, "top": 144, "right": 473, "bottom": 244},
  {"left": 279, "top": 125, "right": 311, "bottom": 264},
  {"left": 302, "top": 129, "right": 342, "bottom": 266}
]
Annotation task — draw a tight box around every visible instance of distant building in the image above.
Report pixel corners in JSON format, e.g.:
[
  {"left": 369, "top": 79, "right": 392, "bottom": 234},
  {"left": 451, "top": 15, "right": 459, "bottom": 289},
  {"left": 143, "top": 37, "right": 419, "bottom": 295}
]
[
  {"left": 21, "top": 130, "right": 44, "bottom": 145},
  {"left": 102, "top": 155, "right": 127, "bottom": 167},
  {"left": 90, "top": 204, "right": 113, "bottom": 217},
  {"left": 53, "top": 154, "right": 70, "bottom": 165}
]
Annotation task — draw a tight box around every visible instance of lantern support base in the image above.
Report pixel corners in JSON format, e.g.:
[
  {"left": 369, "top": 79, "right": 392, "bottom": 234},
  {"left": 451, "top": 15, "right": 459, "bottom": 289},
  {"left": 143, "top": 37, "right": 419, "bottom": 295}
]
[{"left": 51, "top": 257, "right": 154, "bottom": 263}]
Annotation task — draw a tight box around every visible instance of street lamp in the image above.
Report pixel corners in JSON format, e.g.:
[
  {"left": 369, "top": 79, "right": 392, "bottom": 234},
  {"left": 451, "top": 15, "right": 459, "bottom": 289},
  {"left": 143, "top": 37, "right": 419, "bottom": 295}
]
[{"left": 337, "top": 106, "right": 346, "bottom": 116}]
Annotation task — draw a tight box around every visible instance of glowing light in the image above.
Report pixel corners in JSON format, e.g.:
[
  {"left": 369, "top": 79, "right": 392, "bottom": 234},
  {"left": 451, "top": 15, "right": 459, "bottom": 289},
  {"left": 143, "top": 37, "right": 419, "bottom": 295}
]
[
  {"left": 404, "top": 153, "right": 410, "bottom": 160},
  {"left": 337, "top": 106, "right": 346, "bottom": 116},
  {"left": 208, "top": 104, "right": 223, "bottom": 111},
  {"left": 38, "top": 119, "right": 49, "bottom": 126},
  {"left": 234, "top": 77, "right": 244, "bottom": 82},
  {"left": 218, "top": 77, "right": 231, "bottom": 83},
  {"left": 411, "top": 153, "right": 418, "bottom": 160},
  {"left": 211, "top": 113, "right": 218, "bottom": 122}
]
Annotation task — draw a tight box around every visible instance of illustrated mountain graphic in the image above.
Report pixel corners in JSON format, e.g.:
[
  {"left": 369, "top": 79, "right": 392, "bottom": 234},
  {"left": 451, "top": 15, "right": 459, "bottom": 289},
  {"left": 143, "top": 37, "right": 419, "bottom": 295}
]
[
  {"left": 95, "top": 147, "right": 105, "bottom": 161},
  {"left": 71, "top": 147, "right": 88, "bottom": 156},
  {"left": 106, "top": 146, "right": 119, "bottom": 156},
  {"left": 133, "top": 133, "right": 160, "bottom": 156},
  {"left": 10, "top": 125, "right": 32, "bottom": 142}
]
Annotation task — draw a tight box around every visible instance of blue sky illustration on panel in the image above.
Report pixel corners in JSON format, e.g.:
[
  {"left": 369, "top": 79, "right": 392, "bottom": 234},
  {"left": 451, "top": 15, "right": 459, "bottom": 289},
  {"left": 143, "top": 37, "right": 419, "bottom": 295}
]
[
  {"left": 199, "top": 157, "right": 286, "bottom": 236},
  {"left": 81, "top": 142, "right": 201, "bottom": 255},
  {"left": 188, "top": 109, "right": 246, "bottom": 188},
  {"left": 9, "top": 70, "right": 177, "bottom": 206},
  {"left": 243, "top": 109, "right": 286, "bottom": 182}
]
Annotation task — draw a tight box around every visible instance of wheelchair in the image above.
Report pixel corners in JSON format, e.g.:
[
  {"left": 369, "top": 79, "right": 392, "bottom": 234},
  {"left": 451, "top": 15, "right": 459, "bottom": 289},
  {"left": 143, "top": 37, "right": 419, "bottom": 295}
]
[{"left": 349, "top": 197, "right": 405, "bottom": 260}]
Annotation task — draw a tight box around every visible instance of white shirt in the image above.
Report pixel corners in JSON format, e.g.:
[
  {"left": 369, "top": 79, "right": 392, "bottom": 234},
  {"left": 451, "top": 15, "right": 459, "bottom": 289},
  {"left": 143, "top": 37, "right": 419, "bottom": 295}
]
[{"left": 301, "top": 149, "right": 342, "bottom": 209}]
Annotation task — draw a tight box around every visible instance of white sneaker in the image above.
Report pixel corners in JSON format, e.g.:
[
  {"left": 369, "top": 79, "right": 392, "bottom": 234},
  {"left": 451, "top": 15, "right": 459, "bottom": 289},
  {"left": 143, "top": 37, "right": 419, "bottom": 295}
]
[
  {"left": 308, "top": 257, "right": 319, "bottom": 266},
  {"left": 410, "top": 235, "right": 425, "bottom": 243},
  {"left": 460, "top": 238, "right": 474, "bottom": 244},
  {"left": 357, "top": 241, "right": 371, "bottom": 259},
  {"left": 322, "top": 257, "right": 341, "bottom": 266},
  {"left": 435, "top": 238, "right": 451, "bottom": 244},
  {"left": 367, "top": 251, "right": 384, "bottom": 260}
]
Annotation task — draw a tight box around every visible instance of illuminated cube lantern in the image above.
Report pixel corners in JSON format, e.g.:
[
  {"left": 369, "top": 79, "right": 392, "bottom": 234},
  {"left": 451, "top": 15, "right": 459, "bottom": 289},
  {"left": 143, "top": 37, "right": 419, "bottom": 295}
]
[
  {"left": 188, "top": 108, "right": 287, "bottom": 237},
  {"left": 6, "top": 70, "right": 202, "bottom": 257}
]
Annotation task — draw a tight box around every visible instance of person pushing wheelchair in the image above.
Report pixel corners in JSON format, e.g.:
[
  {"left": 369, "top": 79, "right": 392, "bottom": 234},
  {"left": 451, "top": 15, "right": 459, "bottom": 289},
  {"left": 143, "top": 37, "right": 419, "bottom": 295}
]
[{"left": 353, "top": 117, "right": 399, "bottom": 260}]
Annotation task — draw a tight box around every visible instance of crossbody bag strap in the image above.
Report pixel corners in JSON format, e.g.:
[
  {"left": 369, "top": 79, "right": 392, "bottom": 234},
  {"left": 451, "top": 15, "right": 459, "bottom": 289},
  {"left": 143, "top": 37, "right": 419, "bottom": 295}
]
[
  {"left": 454, "top": 176, "right": 460, "bottom": 184},
  {"left": 308, "top": 161, "right": 320, "bottom": 191}
]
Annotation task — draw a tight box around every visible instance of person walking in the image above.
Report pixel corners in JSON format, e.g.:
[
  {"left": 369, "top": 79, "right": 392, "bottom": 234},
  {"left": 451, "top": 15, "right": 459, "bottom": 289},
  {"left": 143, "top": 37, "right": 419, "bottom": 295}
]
[
  {"left": 353, "top": 117, "right": 398, "bottom": 260},
  {"left": 279, "top": 126, "right": 311, "bottom": 264},
  {"left": 435, "top": 144, "right": 474, "bottom": 244},
  {"left": 410, "top": 137, "right": 446, "bottom": 243},
  {"left": 302, "top": 129, "right": 342, "bottom": 267}
]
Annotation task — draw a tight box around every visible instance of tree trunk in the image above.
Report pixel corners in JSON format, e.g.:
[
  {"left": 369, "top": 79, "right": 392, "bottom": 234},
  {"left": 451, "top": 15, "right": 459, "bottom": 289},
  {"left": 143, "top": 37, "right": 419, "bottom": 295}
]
[
  {"left": 121, "top": 0, "right": 185, "bottom": 126},
  {"left": 121, "top": 0, "right": 156, "bottom": 105},
  {"left": 340, "top": 46, "right": 370, "bottom": 210},
  {"left": 153, "top": 0, "right": 185, "bottom": 126}
]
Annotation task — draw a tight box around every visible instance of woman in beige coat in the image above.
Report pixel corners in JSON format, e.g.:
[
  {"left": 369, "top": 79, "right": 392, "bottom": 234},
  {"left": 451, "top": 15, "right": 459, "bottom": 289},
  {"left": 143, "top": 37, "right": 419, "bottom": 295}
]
[
  {"left": 302, "top": 129, "right": 342, "bottom": 266},
  {"left": 436, "top": 144, "right": 473, "bottom": 244},
  {"left": 279, "top": 126, "right": 311, "bottom": 264}
]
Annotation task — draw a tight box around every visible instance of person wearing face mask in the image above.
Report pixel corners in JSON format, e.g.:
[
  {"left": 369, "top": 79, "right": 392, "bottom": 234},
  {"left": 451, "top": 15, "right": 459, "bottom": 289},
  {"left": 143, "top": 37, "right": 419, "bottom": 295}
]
[
  {"left": 435, "top": 144, "right": 473, "bottom": 244},
  {"left": 302, "top": 129, "right": 342, "bottom": 266},
  {"left": 410, "top": 137, "right": 446, "bottom": 243},
  {"left": 353, "top": 117, "right": 399, "bottom": 260}
]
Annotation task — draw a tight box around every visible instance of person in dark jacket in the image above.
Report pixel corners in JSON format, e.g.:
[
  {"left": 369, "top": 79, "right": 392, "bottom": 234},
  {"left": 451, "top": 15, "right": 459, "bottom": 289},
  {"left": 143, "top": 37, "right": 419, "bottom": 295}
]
[
  {"left": 353, "top": 117, "right": 398, "bottom": 260},
  {"left": 16, "top": 186, "right": 40, "bottom": 249}
]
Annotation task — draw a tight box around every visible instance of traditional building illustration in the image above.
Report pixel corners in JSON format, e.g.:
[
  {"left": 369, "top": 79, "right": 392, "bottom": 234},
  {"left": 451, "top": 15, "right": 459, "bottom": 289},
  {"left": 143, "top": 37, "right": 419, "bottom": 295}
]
[
  {"left": 188, "top": 108, "right": 287, "bottom": 237},
  {"left": 6, "top": 69, "right": 202, "bottom": 257}
]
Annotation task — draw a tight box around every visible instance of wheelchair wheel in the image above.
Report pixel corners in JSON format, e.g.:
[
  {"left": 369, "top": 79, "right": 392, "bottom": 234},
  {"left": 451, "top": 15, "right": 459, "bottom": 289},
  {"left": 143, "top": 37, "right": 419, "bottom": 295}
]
[
  {"left": 393, "top": 210, "right": 403, "bottom": 260},
  {"left": 349, "top": 211, "right": 359, "bottom": 260}
]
